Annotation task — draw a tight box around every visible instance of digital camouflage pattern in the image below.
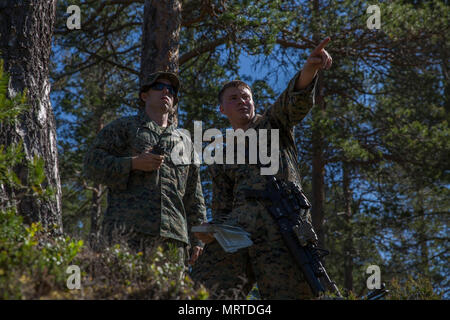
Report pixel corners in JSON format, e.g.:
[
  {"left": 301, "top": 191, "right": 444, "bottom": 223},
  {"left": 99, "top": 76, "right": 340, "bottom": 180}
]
[
  {"left": 83, "top": 109, "right": 207, "bottom": 249},
  {"left": 190, "top": 70, "right": 318, "bottom": 299}
]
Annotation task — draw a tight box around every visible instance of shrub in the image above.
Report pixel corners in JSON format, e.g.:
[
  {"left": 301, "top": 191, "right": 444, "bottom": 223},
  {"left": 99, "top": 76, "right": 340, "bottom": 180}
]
[
  {"left": 0, "top": 59, "right": 208, "bottom": 300},
  {"left": 387, "top": 275, "right": 442, "bottom": 300}
]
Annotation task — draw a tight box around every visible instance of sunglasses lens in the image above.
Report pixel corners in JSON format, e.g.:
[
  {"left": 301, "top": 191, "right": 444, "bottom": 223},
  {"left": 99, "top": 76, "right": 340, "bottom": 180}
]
[
  {"left": 152, "top": 82, "right": 175, "bottom": 95},
  {"left": 167, "top": 86, "right": 175, "bottom": 95}
]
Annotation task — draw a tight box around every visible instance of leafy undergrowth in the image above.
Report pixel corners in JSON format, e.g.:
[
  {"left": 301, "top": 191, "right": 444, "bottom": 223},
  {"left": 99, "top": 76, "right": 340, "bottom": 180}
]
[
  {"left": 0, "top": 208, "right": 209, "bottom": 300},
  {"left": 0, "top": 208, "right": 443, "bottom": 300},
  {"left": 386, "top": 276, "right": 442, "bottom": 300}
]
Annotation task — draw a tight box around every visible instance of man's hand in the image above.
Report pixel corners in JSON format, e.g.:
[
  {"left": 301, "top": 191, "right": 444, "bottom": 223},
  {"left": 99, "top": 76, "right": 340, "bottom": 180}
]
[
  {"left": 296, "top": 37, "right": 333, "bottom": 90},
  {"left": 193, "top": 222, "right": 215, "bottom": 244},
  {"left": 131, "top": 148, "right": 164, "bottom": 172},
  {"left": 189, "top": 246, "right": 203, "bottom": 265}
]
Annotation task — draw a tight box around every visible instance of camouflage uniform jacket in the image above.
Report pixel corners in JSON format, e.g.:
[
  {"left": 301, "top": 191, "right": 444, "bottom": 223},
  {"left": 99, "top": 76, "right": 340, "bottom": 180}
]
[
  {"left": 84, "top": 109, "right": 207, "bottom": 246},
  {"left": 209, "top": 71, "right": 317, "bottom": 230}
]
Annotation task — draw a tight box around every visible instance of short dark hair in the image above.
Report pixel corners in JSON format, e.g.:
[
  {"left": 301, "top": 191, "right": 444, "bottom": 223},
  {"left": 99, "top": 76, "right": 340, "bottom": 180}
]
[{"left": 218, "top": 80, "right": 252, "bottom": 104}]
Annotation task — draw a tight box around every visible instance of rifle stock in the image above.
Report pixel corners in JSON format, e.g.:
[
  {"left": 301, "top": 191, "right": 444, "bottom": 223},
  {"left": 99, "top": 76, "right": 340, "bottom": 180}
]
[{"left": 252, "top": 176, "right": 342, "bottom": 298}]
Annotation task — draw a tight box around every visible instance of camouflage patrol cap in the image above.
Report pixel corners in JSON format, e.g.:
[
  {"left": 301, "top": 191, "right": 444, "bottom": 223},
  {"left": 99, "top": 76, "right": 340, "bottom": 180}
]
[{"left": 139, "top": 71, "right": 180, "bottom": 107}]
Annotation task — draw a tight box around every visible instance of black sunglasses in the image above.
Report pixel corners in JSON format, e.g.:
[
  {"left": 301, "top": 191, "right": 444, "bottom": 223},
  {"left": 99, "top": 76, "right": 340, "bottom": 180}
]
[{"left": 150, "top": 82, "right": 176, "bottom": 96}]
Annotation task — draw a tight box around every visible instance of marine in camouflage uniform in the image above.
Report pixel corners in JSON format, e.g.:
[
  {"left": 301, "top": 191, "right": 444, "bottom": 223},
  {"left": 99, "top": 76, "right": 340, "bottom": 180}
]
[
  {"left": 83, "top": 71, "right": 207, "bottom": 265},
  {"left": 190, "top": 38, "right": 333, "bottom": 299}
]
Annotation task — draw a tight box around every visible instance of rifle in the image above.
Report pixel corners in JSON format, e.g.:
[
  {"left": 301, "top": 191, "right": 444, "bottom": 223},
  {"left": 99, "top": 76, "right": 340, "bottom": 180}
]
[
  {"left": 363, "top": 283, "right": 389, "bottom": 300},
  {"left": 250, "top": 176, "right": 342, "bottom": 298},
  {"left": 251, "top": 176, "right": 390, "bottom": 299}
]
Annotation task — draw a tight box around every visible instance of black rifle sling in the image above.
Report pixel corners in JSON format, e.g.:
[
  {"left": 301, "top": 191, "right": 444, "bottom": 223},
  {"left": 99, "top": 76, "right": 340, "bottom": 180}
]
[{"left": 247, "top": 176, "right": 341, "bottom": 297}]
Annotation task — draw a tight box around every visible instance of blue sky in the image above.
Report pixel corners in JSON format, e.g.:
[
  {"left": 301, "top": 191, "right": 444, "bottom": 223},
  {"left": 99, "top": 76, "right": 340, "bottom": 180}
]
[{"left": 238, "top": 51, "right": 293, "bottom": 94}]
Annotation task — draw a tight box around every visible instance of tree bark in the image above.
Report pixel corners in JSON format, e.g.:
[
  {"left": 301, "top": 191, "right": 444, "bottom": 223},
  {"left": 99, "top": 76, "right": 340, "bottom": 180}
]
[
  {"left": 311, "top": 71, "right": 326, "bottom": 247},
  {"left": 140, "top": 0, "right": 181, "bottom": 124},
  {"left": 0, "top": 0, "right": 62, "bottom": 233},
  {"left": 89, "top": 78, "right": 107, "bottom": 242},
  {"left": 416, "top": 187, "right": 429, "bottom": 275},
  {"left": 343, "top": 162, "right": 354, "bottom": 292},
  {"left": 89, "top": 183, "right": 104, "bottom": 242},
  {"left": 310, "top": 0, "right": 326, "bottom": 248}
]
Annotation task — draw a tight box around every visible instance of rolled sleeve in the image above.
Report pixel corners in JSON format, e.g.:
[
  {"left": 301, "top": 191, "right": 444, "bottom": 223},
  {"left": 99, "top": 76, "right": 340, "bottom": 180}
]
[{"left": 267, "top": 70, "right": 318, "bottom": 128}]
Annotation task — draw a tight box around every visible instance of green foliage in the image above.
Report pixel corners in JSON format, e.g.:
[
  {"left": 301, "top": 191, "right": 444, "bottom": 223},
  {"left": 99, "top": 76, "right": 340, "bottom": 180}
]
[
  {"left": 28, "top": 156, "right": 55, "bottom": 200},
  {"left": 0, "top": 142, "right": 25, "bottom": 190},
  {"left": 292, "top": 0, "right": 449, "bottom": 298},
  {"left": 52, "top": 0, "right": 141, "bottom": 235},
  {"left": 0, "top": 62, "right": 56, "bottom": 208},
  {"left": 0, "top": 207, "right": 207, "bottom": 299},
  {"left": 0, "top": 63, "right": 27, "bottom": 192},
  {"left": 0, "top": 59, "right": 78, "bottom": 298},
  {"left": 0, "top": 208, "right": 83, "bottom": 299},
  {"left": 246, "top": 284, "right": 261, "bottom": 300},
  {"left": 387, "top": 275, "right": 442, "bottom": 300},
  {"left": 0, "top": 61, "right": 28, "bottom": 123},
  {"left": 1, "top": 57, "right": 207, "bottom": 300},
  {"left": 59, "top": 241, "right": 208, "bottom": 300},
  {"left": 48, "top": 0, "right": 449, "bottom": 299},
  {"left": 0, "top": 142, "right": 56, "bottom": 207}
]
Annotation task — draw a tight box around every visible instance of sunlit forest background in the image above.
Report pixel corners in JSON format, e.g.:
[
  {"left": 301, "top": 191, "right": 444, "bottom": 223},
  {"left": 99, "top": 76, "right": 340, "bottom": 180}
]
[{"left": 0, "top": 0, "right": 448, "bottom": 299}]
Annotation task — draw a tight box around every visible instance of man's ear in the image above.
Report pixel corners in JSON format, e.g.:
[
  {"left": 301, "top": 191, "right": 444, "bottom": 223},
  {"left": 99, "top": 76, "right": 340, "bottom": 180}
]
[
  {"left": 219, "top": 104, "right": 225, "bottom": 115},
  {"left": 140, "top": 91, "right": 148, "bottom": 102}
]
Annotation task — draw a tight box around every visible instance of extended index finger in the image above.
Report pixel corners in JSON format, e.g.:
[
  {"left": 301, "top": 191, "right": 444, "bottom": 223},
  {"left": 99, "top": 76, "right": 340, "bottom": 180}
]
[{"left": 313, "top": 37, "right": 331, "bottom": 53}]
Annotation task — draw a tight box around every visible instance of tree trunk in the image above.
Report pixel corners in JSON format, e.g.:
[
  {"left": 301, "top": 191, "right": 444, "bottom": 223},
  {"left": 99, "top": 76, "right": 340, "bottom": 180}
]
[
  {"left": 311, "top": 71, "right": 326, "bottom": 247},
  {"left": 140, "top": 0, "right": 181, "bottom": 125},
  {"left": 89, "top": 129, "right": 105, "bottom": 244},
  {"left": 89, "top": 79, "right": 107, "bottom": 242},
  {"left": 416, "top": 188, "right": 429, "bottom": 276},
  {"left": 343, "top": 162, "right": 354, "bottom": 293},
  {"left": 310, "top": 0, "right": 327, "bottom": 248},
  {"left": 89, "top": 183, "right": 104, "bottom": 242},
  {"left": 0, "top": 0, "right": 62, "bottom": 233}
]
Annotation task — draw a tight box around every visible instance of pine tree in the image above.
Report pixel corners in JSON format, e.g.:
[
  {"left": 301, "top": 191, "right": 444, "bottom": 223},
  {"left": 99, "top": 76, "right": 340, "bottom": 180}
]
[
  {"left": 0, "top": 0, "right": 62, "bottom": 233},
  {"left": 49, "top": 0, "right": 448, "bottom": 297}
]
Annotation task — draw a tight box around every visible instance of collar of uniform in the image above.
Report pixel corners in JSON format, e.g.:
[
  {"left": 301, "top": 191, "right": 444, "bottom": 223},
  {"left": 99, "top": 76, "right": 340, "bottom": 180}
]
[
  {"left": 137, "top": 109, "right": 176, "bottom": 134},
  {"left": 248, "top": 114, "right": 263, "bottom": 129}
]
